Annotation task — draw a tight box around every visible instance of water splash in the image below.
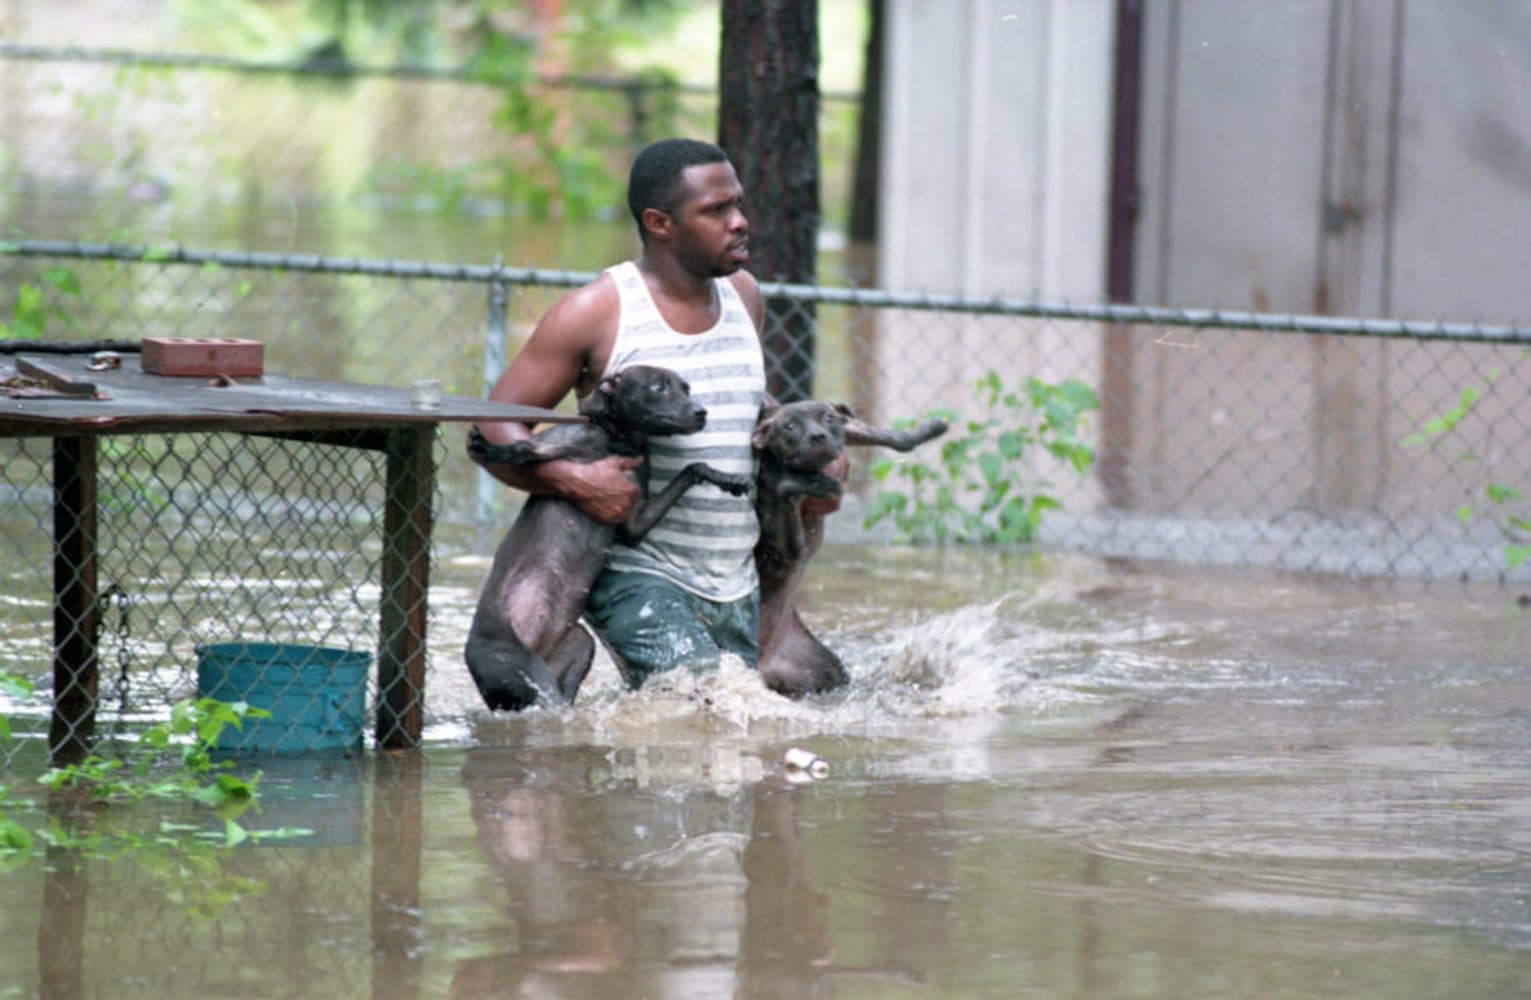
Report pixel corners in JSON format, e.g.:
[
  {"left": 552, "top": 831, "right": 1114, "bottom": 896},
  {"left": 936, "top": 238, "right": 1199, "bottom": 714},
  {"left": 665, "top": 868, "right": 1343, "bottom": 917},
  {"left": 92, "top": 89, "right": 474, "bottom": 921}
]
[
  {"left": 863, "top": 599, "right": 1017, "bottom": 715},
  {"left": 458, "top": 583, "right": 1120, "bottom": 758}
]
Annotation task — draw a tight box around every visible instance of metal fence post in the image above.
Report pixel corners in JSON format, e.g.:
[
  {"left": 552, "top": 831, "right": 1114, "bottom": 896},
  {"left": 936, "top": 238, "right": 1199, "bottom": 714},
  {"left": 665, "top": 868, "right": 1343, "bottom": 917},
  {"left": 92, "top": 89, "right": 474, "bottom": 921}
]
[{"left": 478, "top": 257, "right": 510, "bottom": 525}]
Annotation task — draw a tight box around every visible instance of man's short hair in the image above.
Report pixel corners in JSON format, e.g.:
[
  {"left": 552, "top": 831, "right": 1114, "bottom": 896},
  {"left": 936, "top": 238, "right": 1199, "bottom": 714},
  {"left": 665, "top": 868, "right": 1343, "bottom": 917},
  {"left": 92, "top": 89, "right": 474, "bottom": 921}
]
[{"left": 627, "top": 138, "right": 730, "bottom": 239}]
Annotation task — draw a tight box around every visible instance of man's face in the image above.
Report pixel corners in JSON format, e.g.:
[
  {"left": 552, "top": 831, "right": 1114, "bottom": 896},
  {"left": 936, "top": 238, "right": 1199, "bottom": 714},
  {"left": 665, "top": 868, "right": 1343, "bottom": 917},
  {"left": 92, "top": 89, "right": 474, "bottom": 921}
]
[{"left": 669, "top": 161, "right": 750, "bottom": 277}]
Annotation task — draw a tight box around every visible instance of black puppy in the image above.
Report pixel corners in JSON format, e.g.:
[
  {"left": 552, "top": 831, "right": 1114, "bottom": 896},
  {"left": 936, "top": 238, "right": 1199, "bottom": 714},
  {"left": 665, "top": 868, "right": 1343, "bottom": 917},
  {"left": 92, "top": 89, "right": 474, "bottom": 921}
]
[
  {"left": 752, "top": 401, "right": 948, "bottom": 696},
  {"left": 465, "top": 365, "right": 752, "bottom": 711}
]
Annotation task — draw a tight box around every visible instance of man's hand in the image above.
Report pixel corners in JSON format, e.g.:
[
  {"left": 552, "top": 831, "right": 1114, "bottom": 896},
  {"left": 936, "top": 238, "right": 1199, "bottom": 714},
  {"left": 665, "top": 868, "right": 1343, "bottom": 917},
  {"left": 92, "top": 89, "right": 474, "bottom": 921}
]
[
  {"left": 469, "top": 426, "right": 643, "bottom": 525},
  {"left": 560, "top": 455, "right": 644, "bottom": 524}
]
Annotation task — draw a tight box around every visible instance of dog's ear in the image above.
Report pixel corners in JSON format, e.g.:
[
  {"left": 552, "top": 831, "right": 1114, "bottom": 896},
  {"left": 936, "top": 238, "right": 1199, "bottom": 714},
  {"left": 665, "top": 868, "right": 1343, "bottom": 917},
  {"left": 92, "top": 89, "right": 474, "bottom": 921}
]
[
  {"left": 752, "top": 403, "right": 781, "bottom": 450},
  {"left": 831, "top": 403, "right": 856, "bottom": 419},
  {"left": 583, "top": 372, "right": 622, "bottom": 419}
]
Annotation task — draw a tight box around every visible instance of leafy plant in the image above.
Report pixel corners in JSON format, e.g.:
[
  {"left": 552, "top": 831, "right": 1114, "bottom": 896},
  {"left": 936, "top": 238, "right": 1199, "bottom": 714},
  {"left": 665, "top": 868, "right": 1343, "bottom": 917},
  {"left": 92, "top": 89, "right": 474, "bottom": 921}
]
[
  {"left": 477, "top": 40, "right": 661, "bottom": 221},
  {"left": 0, "top": 673, "right": 37, "bottom": 853},
  {"left": 865, "top": 371, "right": 1101, "bottom": 545},
  {"left": 1402, "top": 364, "right": 1530, "bottom": 570},
  {"left": 0, "top": 259, "right": 86, "bottom": 340},
  {"left": 0, "top": 694, "right": 295, "bottom": 860},
  {"left": 335, "top": 2, "right": 687, "bottom": 219},
  {"left": 40, "top": 697, "right": 269, "bottom": 815},
  {"left": 0, "top": 671, "right": 31, "bottom": 740}
]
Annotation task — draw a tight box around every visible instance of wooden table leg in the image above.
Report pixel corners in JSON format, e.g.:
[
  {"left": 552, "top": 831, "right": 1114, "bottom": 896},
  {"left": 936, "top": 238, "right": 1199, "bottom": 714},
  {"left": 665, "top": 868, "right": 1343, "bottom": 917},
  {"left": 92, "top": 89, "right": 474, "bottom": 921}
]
[
  {"left": 377, "top": 426, "right": 434, "bottom": 749},
  {"left": 50, "top": 435, "right": 99, "bottom": 766}
]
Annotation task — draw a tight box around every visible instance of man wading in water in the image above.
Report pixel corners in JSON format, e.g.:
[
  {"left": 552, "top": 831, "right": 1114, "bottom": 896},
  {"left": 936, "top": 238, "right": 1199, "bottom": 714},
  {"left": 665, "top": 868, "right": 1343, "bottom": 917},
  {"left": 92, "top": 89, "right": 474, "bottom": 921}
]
[{"left": 471, "top": 137, "right": 843, "bottom": 693}]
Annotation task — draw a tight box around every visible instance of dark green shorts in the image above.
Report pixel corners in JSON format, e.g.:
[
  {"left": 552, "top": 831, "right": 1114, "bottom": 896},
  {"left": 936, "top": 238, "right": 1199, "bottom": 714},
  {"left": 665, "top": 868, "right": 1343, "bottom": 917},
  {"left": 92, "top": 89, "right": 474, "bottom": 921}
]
[{"left": 584, "top": 568, "right": 759, "bottom": 689}]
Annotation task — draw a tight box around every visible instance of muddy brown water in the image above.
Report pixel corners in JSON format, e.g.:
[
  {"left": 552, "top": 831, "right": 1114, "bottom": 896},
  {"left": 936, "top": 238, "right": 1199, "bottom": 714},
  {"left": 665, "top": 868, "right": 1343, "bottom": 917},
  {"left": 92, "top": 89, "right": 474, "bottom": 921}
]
[{"left": 3, "top": 545, "right": 1529, "bottom": 998}]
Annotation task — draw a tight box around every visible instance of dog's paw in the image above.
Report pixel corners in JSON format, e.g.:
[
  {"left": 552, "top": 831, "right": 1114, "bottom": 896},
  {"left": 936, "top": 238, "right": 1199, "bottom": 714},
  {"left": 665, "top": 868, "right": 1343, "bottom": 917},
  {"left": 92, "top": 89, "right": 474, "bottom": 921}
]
[
  {"left": 714, "top": 472, "right": 754, "bottom": 497},
  {"left": 467, "top": 428, "right": 535, "bottom": 466},
  {"left": 466, "top": 427, "right": 494, "bottom": 462}
]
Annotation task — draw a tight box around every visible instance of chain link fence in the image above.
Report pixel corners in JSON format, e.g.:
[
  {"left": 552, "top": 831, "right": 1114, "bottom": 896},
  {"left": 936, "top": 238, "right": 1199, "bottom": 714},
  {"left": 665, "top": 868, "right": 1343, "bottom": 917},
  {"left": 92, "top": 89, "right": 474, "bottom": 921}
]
[
  {"left": 3, "top": 39, "right": 1530, "bottom": 764},
  {"left": 4, "top": 239, "right": 1530, "bottom": 765},
  {"left": 0, "top": 418, "right": 438, "bottom": 765}
]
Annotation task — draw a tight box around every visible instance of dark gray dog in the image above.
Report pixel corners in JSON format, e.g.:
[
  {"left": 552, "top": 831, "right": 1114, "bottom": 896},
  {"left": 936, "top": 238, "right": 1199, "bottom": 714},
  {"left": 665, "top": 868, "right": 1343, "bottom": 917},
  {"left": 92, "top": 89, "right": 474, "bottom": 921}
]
[
  {"left": 752, "top": 401, "right": 948, "bottom": 696},
  {"left": 465, "top": 365, "right": 751, "bottom": 712}
]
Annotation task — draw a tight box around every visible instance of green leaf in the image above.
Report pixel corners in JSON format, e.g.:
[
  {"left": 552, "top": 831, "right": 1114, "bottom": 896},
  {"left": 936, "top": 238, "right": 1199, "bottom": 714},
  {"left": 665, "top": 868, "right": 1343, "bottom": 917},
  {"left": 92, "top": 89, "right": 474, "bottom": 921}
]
[
  {"left": 1042, "top": 397, "right": 1077, "bottom": 432},
  {"left": 976, "top": 452, "right": 1005, "bottom": 488},
  {"left": 214, "top": 773, "right": 256, "bottom": 801},
  {"left": 1486, "top": 483, "right": 1524, "bottom": 504},
  {"left": 976, "top": 370, "right": 1002, "bottom": 398},
  {"left": 40, "top": 267, "right": 84, "bottom": 297},
  {"left": 0, "top": 819, "right": 34, "bottom": 852},
  {"left": 996, "top": 429, "right": 1026, "bottom": 461},
  {"left": 996, "top": 497, "right": 1037, "bottom": 542},
  {"left": 861, "top": 491, "right": 906, "bottom": 530},
  {"left": 0, "top": 672, "right": 33, "bottom": 700},
  {"left": 1060, "top": 378, "right": 1101, "bottom": 411}
]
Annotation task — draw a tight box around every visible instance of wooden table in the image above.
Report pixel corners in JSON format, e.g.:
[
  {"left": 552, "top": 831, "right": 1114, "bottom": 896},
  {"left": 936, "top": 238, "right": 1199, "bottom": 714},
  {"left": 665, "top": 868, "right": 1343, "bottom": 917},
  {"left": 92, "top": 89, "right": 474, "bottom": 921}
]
[{"left": 2, "top": 351, "right": 570, "bottom": 761}]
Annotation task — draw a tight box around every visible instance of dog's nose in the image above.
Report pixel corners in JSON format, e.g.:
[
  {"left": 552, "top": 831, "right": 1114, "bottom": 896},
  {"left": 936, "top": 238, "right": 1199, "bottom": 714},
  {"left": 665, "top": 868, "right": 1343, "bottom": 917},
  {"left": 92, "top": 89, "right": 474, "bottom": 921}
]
[{"left": 691, "top": 404, "right": 707, "bottom": 421}]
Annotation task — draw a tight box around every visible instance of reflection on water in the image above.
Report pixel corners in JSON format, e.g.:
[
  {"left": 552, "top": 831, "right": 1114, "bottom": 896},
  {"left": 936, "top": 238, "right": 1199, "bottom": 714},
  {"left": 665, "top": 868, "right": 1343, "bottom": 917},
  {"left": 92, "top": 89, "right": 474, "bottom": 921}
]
[{"left": 3, "top": 547, "right": 1530, "bottom": 998}]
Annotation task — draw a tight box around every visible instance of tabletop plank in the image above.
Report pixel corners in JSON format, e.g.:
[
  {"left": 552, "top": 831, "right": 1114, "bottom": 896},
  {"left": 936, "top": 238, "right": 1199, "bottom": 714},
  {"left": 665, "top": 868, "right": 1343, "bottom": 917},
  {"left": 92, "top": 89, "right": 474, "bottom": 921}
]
[{"left": 1, "top": 353, "right": 576, "bottom": 436}]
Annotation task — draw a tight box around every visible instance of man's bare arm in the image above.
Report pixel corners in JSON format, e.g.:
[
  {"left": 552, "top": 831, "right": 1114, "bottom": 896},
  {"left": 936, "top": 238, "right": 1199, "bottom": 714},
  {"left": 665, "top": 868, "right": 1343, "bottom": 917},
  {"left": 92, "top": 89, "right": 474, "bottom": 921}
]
[{"left": 471, "top": 276, "right": 642, "bottom": 524}]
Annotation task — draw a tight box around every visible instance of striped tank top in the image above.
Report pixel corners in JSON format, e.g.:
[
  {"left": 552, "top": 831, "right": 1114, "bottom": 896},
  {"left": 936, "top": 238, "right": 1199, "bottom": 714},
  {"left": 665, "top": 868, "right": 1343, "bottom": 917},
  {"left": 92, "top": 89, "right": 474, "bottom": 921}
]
[{"left": 600, "top": 260, "right": 766, "bottom": 601}]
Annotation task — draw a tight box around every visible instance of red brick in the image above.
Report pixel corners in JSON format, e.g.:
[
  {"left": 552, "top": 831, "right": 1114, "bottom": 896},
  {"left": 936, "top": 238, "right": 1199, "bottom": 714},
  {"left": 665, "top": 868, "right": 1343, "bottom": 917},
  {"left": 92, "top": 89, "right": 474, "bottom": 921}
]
[{"left": 141, "top": 337, "right": 265, "bottom": 377}]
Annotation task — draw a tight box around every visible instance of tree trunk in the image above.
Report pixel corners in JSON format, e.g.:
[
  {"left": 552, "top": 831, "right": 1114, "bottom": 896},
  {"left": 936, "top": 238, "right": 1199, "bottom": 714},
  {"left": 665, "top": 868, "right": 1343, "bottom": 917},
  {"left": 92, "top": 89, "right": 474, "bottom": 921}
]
[
  {"left": 849, "top": 0, "right": 883, "bottom": 251},
  {"left": 718, "top": 0, "right": 821, "bottom": 401},
  {"left": 847, "top": 0, "right": 885, "bottom": 427}
]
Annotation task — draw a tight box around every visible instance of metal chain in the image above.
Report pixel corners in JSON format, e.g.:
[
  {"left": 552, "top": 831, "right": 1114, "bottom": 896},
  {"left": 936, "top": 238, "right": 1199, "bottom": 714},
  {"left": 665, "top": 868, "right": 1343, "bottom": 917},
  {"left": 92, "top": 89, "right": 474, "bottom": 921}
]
[{"left": 96, "top": 584, "right": 132, "bottom": 710}]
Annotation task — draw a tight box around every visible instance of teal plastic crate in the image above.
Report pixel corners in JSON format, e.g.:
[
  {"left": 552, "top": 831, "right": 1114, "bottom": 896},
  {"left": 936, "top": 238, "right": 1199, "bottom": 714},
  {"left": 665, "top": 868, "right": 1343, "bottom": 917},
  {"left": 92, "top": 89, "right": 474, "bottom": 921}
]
[{"left": 196, "top": 642, "right": 370, "bottom": 753}]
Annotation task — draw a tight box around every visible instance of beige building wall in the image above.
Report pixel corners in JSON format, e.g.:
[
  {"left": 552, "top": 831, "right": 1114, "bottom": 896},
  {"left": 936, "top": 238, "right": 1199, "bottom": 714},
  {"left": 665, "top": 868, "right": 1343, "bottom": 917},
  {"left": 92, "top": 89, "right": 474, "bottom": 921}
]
[
  {"left": 875, "top": 0, "right": 1530, "bottom": 528},
  {"left": 874, "top": 0, "right": 1115, "bottom": 512}
]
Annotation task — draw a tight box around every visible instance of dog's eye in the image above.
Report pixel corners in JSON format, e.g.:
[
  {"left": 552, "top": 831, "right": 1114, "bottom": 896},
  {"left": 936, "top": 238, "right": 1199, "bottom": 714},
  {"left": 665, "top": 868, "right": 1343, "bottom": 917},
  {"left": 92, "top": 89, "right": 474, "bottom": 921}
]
[{"left": 649, "top": 381, "right": 669, "bottom": 394}]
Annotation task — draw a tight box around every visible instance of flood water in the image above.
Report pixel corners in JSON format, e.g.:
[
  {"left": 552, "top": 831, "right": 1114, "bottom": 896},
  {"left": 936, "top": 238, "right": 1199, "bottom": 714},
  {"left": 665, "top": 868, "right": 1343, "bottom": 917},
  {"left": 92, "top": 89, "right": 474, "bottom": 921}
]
[{"left": 3, "top": 545, "right": 1530, "bottom": 999}]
